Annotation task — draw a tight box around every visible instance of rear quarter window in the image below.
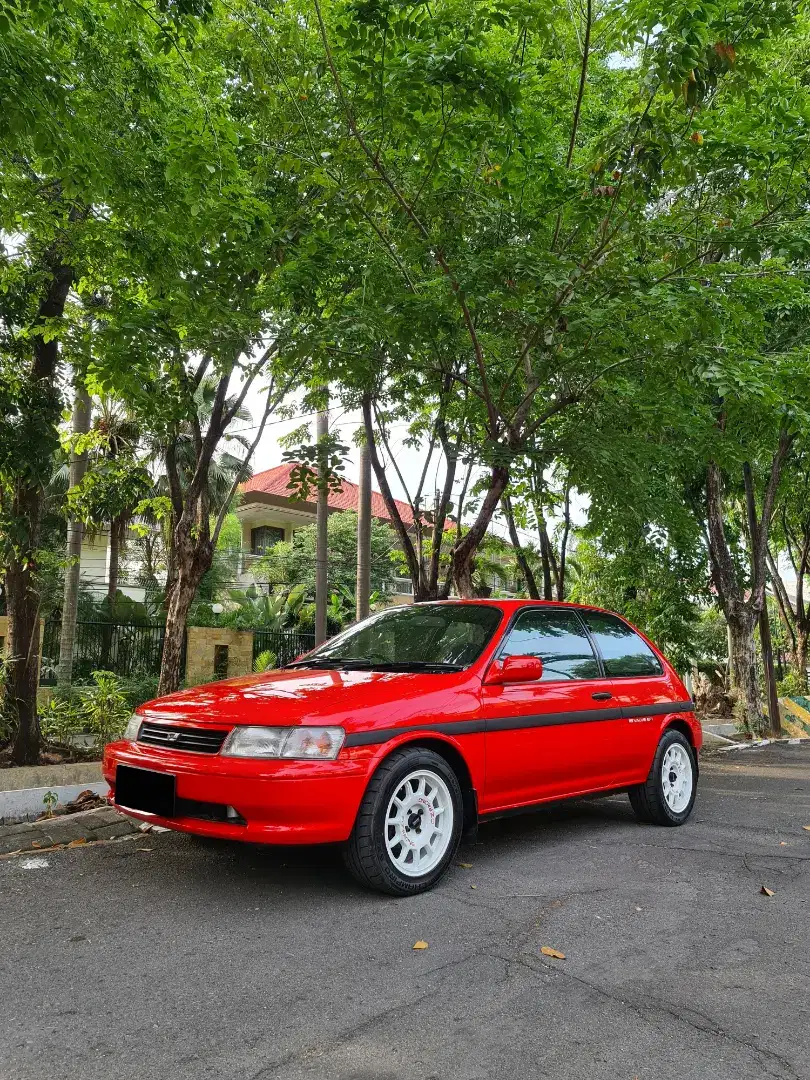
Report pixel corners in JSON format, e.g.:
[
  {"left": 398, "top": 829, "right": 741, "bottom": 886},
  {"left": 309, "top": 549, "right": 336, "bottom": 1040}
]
[{"left": 581, "top": 611, "right": 663, "bottom": 677}]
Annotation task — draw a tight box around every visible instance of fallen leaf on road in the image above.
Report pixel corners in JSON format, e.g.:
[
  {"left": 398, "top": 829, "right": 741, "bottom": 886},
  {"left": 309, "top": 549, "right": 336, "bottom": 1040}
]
[
  {"left": 66, "top": 838, "right": 87, "bottom": 848},
  {"left": 541, "top": 946, "right": 566, "bottom": 959},
  {"left": 136, "top": 847, "right": 152, "bottom": 852},
  {"left": 413, "top": 941, "right": 429, "bottom": 950},
  {"left": 470, "top": 884, "right": 477, "bottom": 889},
  {"left": 779, "top": 841, "right": 787, "bottom": 846},
  {"left": 457, "top": 862, "right": 473, "bottom": 869},
  {"left": 760, "top": 886, "right": 775, "bottom": 897},
  {"left": 803, "top": 825, "right": 810, "bottom": 832}
]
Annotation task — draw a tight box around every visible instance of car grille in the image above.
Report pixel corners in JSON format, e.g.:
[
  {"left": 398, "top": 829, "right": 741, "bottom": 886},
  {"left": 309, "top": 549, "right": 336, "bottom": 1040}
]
[{"left": 137, "top": 720, "right": 229, "bottom": 754}]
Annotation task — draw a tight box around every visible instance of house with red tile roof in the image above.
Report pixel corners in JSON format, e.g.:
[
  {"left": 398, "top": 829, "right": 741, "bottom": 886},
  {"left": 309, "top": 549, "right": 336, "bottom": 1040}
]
[
  {"left": 239, "top": 462, "right": 426, "bottom": 542},
  {"left": 237, "top": 462, "right": 452, "bottom": 598}
]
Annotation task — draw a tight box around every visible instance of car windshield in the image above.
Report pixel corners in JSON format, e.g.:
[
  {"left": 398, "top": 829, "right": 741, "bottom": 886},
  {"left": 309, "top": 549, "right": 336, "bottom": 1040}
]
[{"left": 287, "top": 604, "right": 504, "bottom": 672}]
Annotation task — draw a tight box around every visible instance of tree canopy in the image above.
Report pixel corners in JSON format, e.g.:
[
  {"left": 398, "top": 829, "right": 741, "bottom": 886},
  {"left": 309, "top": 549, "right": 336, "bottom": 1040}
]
[{"left": 6, "top": 0, "right": 810, "bottom": 756}]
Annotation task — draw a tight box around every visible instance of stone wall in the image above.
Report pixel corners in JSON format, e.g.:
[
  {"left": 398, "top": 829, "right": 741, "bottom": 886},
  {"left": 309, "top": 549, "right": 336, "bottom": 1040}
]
[
  {"left": 0, "top": 615, "right": 44, "bottom": 659},
  {"left": 184, "top": 626, "right": 254, "bottom": 685}
]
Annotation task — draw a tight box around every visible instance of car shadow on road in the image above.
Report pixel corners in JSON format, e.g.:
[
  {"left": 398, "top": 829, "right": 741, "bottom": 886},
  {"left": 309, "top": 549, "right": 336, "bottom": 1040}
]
[
  {"left": 158, "top": 793, "right": 638, "bottom": 899},
  {"left": 470, "top": 792, "right": 636, "bottom": 848}
]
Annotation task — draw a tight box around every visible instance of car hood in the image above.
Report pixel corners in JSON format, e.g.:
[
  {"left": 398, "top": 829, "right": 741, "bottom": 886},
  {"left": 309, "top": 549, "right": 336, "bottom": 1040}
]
[{"left": 138, "top": 666, "right": 479, "bottom": 731}]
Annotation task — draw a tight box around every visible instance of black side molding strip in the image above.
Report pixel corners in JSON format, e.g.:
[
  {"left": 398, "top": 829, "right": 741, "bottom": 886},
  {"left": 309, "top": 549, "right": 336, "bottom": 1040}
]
[
  {"left": 343, "top": 700, "right": 695, "bottom": 747},
  {"left": 345, "top": 719, "right": 485, "bottom": 747},
  {"left": 623, "top": 701, "right": 694, "bottom": 719}
]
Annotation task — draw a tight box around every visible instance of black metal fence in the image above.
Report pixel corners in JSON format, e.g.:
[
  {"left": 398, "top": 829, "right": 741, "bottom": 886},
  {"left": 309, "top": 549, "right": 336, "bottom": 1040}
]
[
  {"left": 252, "top": 628, "right": 316, "bottom": 669},
  {"left": 40, "top": 621, "right": 318, "bottom": 684},
  {"left": 40, "top": 621, "right": 167, "bottom": 685}
]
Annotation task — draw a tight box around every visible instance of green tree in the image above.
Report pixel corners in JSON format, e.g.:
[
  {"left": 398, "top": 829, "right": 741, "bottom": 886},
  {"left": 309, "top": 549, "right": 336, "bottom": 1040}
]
[
  {"left": 255, "top": 511, "right": 399, "bottom": 598},
  {"left": 303, "top": 0, "right": 803, "bottom": 600},
  {"left": 568, "top": 533, "right": 708, "bottom": 673},
  {"left": 0, "top": 0, "right": 189, "bottom": 761}
]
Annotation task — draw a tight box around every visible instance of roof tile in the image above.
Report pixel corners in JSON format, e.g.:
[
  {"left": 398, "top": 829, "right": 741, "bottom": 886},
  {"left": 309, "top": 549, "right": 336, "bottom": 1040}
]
[{"left": 241, "top": 462, "right": 451, "bottom": 529}]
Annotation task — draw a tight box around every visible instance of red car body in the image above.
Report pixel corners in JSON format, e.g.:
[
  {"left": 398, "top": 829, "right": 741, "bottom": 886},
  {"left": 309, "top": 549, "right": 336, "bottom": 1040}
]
[{"left": 103, "top": 599, "right": 700, "bottom": 846}]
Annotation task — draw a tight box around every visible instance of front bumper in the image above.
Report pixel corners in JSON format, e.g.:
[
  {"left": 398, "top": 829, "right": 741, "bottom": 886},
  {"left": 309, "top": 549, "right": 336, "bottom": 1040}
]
[{"left": 103, "top": 739, "right": 371, "bottom": 845}]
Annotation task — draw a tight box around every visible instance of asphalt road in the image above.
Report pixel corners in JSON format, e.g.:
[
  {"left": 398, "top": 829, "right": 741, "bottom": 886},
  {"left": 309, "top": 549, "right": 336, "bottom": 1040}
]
[{"left": 1, "top": 743, "right": 809, "bottom": 1080}]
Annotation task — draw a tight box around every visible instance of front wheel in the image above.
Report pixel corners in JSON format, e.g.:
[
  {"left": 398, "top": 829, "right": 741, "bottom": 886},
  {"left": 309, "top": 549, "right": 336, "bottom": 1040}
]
[
  {"left": 629, "top": 729, "right": 697, "bottom": 826},
  {"left": 344, "top": 747, "right": 463, "bottom": 895}
]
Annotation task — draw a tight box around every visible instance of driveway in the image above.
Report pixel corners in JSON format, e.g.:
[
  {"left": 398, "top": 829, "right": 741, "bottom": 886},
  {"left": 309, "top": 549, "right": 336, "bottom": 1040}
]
[{"left": 1, "top": 742, "right": 808, "bottom": 1080}]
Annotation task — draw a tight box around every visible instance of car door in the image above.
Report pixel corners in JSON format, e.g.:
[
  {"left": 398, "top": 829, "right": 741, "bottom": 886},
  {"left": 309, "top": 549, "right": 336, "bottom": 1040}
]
[
  {"left": 579, "top": 610, "right": 674, "bottom": 784},
  {"left": 479, "top": 607, "right": 623, "bottom": 812}
]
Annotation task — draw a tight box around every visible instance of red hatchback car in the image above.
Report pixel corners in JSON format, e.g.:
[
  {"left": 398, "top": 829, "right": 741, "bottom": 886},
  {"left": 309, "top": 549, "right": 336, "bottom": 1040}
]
[{"left": 104, "top": 600, "right": 700, "bottom": 894}]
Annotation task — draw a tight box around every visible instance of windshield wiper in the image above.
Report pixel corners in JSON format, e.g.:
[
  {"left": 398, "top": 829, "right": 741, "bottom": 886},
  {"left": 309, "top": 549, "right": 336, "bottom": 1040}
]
[
  {"left": 367, "top": 661, "right": 463, "bottom": 673},
  {"left": 284, "top": 657, "right": 378, "bottom": 670},
  {"left": 284, "top": 658, "right": 462, "bottom": 672}
]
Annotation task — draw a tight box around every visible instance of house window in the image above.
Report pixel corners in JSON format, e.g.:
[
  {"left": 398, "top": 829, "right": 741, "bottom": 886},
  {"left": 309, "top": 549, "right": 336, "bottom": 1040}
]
[{"left": 251, "top": 525, "right": 285, "bottom": 556}]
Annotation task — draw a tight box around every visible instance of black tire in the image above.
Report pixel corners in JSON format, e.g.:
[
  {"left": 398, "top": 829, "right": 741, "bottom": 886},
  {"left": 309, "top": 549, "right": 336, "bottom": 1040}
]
[
  {"left": 344, "top": 746, "right": 464, "bottom": 896},
  {"left": 629, "top": 728, "right": 697, "bottom": 826}
]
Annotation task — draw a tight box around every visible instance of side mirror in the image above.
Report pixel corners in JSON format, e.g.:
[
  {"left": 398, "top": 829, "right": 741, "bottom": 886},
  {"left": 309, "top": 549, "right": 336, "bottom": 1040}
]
[{"left": 484, "top": 654, "right": 544, "bottom": 685}]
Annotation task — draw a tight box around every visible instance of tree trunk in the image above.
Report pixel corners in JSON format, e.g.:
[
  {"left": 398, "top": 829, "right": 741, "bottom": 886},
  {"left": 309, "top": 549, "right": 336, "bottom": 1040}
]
[
  {"left": 537, "top": 520, "right": 554, "bottom": 600},
  {"left": 795, "top": 629, "right": 809, "bottom": 693},
  {"left": 759, "top": 606, "right": 781, "bottom": 736},
  {"left": 452, "top": 465, "right": 509, "bottom": 597},
  {"left": 705, "top": 449, "right": 791, "bottom": 739},
  {"left": 502, "top": 494, "right": 540, "bottom": 599},
  {"left": 356, "top": 439, "right": 371, "bottom": 621},
  {"left": 158, "top": 534, "right": 213, "bottom": 696},
  {"left": 7, "top": 249, "right": 74, "bottom": 764},
  {"left": 557, "top": 478, "right": 571, "bottom": 601},
  {"left": 315, "top": 401, "right": 329, "bottom": 644},
  {"left": 361, "top": 393, "right": 425, "bottom": 598},
  {"left": 6, "top": 555, "right": 43, "bottom": 764},
  {"left": 158, "top": 574, "right": 197, "bottom": 696},
  {"left": 107, "top": 517, "right": 122, "bottom": 610},
  {"left": 728, "top": 615, "right": 763, "bottom": 736},
  {"left": 58, "top": 382, "right": 91, "bottom": 688}
]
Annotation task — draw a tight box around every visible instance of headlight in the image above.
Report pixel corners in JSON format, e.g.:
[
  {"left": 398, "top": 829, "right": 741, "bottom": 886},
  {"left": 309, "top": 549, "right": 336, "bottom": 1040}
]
[
  {"left": 221, "top": 725, "right": 345, "bottom": 760},
  {"left": 124, "top": 714, "right": 142, "bottom": 742}
]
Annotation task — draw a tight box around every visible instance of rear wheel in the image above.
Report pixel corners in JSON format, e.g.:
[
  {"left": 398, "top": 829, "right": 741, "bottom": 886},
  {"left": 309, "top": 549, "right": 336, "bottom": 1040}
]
[
  {"left": 629, "top": 728, "right": 697, "bottom": 826},
  {"left": 344, "top": 747, "right": 463, "bottom": 895}
]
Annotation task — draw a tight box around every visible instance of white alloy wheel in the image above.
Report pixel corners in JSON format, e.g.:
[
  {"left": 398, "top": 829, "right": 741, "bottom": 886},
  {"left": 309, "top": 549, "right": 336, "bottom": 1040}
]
[
  {"left": 384, "top": 768, "right": 454, "bottom": 877},
  {"left": 661, "top": 742, "right": 693, "bottom": 813}
]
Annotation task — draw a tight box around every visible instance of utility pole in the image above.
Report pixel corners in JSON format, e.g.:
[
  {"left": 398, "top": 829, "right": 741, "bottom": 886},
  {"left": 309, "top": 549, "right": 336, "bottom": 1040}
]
[
  {"left": 57, "top": 382, "right": 92, "bottom": 688},
  {"left": 315, "top": 395, "right": 329, "bottom": 645},
  {"left": 356, "top": 434, "right": 371, "bottom": 622}
]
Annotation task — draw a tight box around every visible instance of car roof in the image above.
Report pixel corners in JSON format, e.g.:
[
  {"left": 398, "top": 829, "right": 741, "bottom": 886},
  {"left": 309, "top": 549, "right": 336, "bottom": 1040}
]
[{"left": 414, "top": 598, "right": 613, "bottom": 616}]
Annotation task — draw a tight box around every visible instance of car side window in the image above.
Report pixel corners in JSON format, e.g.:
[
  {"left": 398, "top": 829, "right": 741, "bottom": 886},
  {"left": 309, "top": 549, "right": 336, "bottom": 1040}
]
[
  {"left": 499, "top": 609, "right": 601, "bottom": 681},
  {"left": 581, "top": 611, "right": 663, "bottom": 677}
]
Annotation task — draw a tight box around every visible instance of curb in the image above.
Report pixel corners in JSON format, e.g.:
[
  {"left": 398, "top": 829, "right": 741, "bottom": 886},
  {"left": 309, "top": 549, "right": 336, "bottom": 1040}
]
[
  {"left": 0, "top": 805, "right": 142, "bottom": 857},
  {"left": 0, "top": 761, "right": 102, "bottom": 792},
  {"left": 0, "top": 782, "right": 110, "bottom": 825}
]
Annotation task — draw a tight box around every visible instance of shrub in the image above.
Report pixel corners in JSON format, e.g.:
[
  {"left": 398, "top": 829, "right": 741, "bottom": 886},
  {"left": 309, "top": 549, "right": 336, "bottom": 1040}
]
[
  {"left": 39, "top": 694, "right": 83, "bottom": 746},
  {"left": 118, "top": 673, "right": 160, "bottom": 709},
  {"left": 253, "top": 649, "right": 278, "bottom": 673},
  {"left": 80, "top": 671, "right": 131, "bottom": 749},
  {"left": 777, "top": 668, "right": 806, "bottom": 698}
]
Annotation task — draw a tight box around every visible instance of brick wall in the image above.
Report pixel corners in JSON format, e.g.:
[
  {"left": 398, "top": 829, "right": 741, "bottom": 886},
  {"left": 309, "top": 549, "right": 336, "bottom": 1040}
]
[{"left": 184, "top": 626, "right": 254, "bottom": 684}]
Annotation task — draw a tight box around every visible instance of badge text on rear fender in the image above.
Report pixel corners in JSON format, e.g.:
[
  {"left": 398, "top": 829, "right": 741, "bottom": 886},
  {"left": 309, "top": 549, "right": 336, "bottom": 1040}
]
[{"left": 628, "top": 717, "right": 652, "bottom": 723}]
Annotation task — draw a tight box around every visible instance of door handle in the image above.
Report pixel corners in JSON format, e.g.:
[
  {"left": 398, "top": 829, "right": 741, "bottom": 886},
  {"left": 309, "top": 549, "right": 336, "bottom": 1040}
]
[{"left": 591, "top": 691, "right": 612, "bottom": 701}]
